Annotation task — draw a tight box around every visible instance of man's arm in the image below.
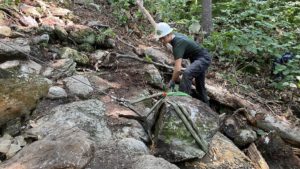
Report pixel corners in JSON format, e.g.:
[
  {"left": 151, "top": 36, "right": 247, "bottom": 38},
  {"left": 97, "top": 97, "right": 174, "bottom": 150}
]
[{"left": 171, "top": 58, "right": 182, "bottom": 82}]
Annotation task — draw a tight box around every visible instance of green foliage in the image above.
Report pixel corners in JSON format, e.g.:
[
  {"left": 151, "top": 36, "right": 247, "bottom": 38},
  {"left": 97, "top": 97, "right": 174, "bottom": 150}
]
[
  {"left": 272, "top": 55, "right": 300, "bottom": 89},
  {"left": 203, "top": 0, "right": 300, "bottom": 89},
  {"left": 96, "top": 28, "right": 116, "bottom": 44},
  {"left": 2, "top": 0, "right": 20, "bottom": 5}
]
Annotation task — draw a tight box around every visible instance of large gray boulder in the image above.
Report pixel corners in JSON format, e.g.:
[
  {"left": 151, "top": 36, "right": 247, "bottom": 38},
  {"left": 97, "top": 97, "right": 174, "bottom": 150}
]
[
  {"left": 27, "top": 99, "right": 111, "bottom": 142},
  {"left": 1, "top": 128, "right": 94, "bottom": 169},
  {"left": 0, "top": 38, "right": 30, "bottom": 63},
  {"left": 131, "top": 155, "right": 180, "bottom": 169},
  {"left": 152, "top": 96, "right": 219, "bottom": 162}
]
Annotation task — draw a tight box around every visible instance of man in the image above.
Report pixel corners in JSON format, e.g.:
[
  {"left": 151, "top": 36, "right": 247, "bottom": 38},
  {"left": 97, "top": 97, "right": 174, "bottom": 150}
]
[{"left": 156, "top": 22, "right": 211, "bottom": 104}]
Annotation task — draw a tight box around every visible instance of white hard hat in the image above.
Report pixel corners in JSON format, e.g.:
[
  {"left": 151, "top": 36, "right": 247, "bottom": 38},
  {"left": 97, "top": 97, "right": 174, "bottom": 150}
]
[{"left": 155, "top": 22, "right": 173, "bottom": 40}]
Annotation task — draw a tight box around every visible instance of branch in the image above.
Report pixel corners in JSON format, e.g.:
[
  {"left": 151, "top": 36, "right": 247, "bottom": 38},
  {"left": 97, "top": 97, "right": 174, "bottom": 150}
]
[{"left": 136, "top": 0, "right": 157, "bottom": 29}]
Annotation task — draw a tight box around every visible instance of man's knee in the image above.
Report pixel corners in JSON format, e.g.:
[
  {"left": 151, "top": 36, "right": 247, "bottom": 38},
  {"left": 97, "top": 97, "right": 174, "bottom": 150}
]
[{"left": 182, "top": 69, "right": 193, "bottom": 79}]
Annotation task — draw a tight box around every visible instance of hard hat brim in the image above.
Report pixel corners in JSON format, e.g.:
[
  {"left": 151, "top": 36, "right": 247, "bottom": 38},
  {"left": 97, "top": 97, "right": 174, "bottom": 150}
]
[{"left": 155, "top": 28, "right": 173, "bottom": 41}]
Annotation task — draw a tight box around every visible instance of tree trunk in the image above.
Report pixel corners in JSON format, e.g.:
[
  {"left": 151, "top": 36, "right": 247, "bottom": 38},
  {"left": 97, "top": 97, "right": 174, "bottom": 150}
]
[
  {"left": 206, "top": 80, "right": 300, "bottom": 147},
  {"left": 201, "top": 0, "right": 213, "bottom": 35}
]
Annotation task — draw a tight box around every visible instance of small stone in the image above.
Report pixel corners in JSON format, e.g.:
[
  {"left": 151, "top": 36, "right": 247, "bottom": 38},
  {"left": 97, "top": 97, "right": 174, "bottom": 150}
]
[
  {"left": 13, "top": 136, "right": 27, "bottom": 147},
  {"left": 47, "top": 86, "right": 67, "bottom": 99},
  {"left": 6, "top": 144, "right": 21, "bottom": 159},
  {"left": 0, "top": 139, "right": 11, "bottom": 154},
  {"left": 0, "top": 26, "right": 12, "bottom": 37}
]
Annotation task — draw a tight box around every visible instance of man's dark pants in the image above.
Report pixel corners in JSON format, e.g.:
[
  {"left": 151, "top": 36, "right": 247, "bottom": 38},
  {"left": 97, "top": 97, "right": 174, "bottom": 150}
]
[{"left": 179, "top": 57, "right": 211, "bottom": 104}]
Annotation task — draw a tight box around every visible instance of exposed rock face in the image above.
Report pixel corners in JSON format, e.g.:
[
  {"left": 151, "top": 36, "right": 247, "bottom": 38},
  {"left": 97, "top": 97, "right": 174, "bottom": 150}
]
[
  {"left": 0, "top": 76, "right": 49, "bottom": 127},
  {"left": 189, "top": 132, "right": 255, "bottom": 169},
  {"left": 1, "top": 128, "right": 94, "bottom": 169},
  {"left": 153, "top": 96, "right": 219, "bottom": 162},
  {"left": 144, "top": 64, "right": 164, "bottom": 88},
  {"left": 0, "top": 39, "right": 30, "bottom": 63}
]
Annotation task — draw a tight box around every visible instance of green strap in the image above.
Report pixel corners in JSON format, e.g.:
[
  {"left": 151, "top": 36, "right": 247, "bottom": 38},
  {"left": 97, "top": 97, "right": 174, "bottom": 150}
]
[{"left": 166, "top": 91, "right": 190, "bottom": 97}]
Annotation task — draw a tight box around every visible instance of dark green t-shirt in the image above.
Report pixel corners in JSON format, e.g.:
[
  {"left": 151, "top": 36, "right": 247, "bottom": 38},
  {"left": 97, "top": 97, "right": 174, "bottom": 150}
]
[{"left": 170, "top": 33, "right": 210, "bottom": 62}]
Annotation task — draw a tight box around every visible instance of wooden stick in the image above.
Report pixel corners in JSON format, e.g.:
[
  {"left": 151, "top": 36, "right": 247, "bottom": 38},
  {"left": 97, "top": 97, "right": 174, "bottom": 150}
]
[
  {"left": 178, "top": 103, "right": 208, "bottom": 149},
  {"left": 146, "top": 98, "right": 165, "bottom": 118},
  {"left": 245, "top": 143, "right": 270, "bottom": 169},
  {"left": 136, "top": 0, "right": 157, "bottom": 29},
  {"left": 130, "top": 92, "right": 164, "bottom": 104}
]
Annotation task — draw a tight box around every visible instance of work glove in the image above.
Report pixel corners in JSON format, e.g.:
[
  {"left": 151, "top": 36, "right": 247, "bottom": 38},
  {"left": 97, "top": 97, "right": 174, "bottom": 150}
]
[{"left": 167, "top": 80, "right": 175, "bottom": 91}]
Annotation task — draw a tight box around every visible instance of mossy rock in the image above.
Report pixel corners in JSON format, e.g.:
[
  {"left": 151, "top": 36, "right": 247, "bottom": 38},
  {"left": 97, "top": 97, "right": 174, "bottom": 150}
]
[
  {"left": 0, "top": 76, "right": 49, "bottom": 127},
  {"left": 69, "top": 28, "right": 96, "bottom": 45},
  {"left": 79, "top": 43, "right": 94, "bottom": 52},
  {"left": 153, "top": 96, "right": 219, "bottom": 162},
  {"left": 60, "top": 47, "right": 89, "bottom": 65}
]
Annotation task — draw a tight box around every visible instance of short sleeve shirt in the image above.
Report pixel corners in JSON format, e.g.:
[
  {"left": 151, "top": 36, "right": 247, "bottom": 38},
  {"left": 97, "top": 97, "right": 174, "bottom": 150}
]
[{"left": 170, "top": 33, "right": 209, "bottom": 62}]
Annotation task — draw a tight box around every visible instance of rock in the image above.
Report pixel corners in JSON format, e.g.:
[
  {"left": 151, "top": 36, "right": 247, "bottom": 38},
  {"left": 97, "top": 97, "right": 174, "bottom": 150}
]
[
  {"left": 152, "top": 96, "right": 219, "bottom": 162},
  {"left": 47, "top": 86, "right": 67, "bottom": 99},
  {"left": 60, "top": 47, "right": 90, "bottom": 65},
  {"left": 0, "top": 139, "right": 11, "bottom": 154},
  {"left": 88, "top": 3, "right": 101, "bottom": 11},
  {"left": 27, "top": 99, "right": 111, "bottom": 142},
  {"left": 49, "top": 7, "right": 71, "bottom": 17},
  {"left": 0, "top": 68, "right": 12, "bottom": 79},
  {"left": 235, "top": 129, "right": 257, "bottom": 147},
  {"left": 40, "top": 16, "right": 65, "bottom": 27},
  {"left": 191, "top": 132, "right": 255, "bottom": 169},
  {"left": 0, "top": 26, "right": 12, "bottom": 37},
  {"left": 43, "top": 58, "right": 76, "bottom": 79},
  {"left": 131, "top": 155, "right": 180, "bottom": 169},
  {"left": 5, "top": 144, "right": 21, "bottom": 159},
  {"left": 2, "top": 118, "right": 22, "bottom": 136},
  {"left": 87, "top": 75, "right": 120, "bottom": 92},
  {"left": 19, "top": 4, "right": 41, "bottom": 18},
  {"left": 0, "top": 76, "right": 49, "bottom": 127},
  {"left": 144, "top": 64, "right": 163, "bottom": 88},
  {"left": 13, "top": 136, "right": 26, "bottom": 147},
  {"left": 64, "top": 75, "right": 93, "bottom": 98},
  {"left": 54, "top": 26, "right": 68, "bottom": 41},
  {"left": 1, "top": 128, "right": 94, "bottom": 169},
  {"left": 96, "top": 38, "right": 115, "bottom": 49},
  {"left": 90, "top": 50, "right": 108, "bottom": 63},
  {"left": 69, "top": 26, "right": 96, "bottom": 45},
  {"left": 0, "top": 61, "right": 20, "bottom": 69},
  {"left": 20, "top": 60, "right": 42, "bottom": 75},
  {"left": 117, "top": 138, "right": 149, "bottom": 155},
  {"left": 31, "top": 34, "right": 50, "bottom": 44},
  {"left": 37, "top": 25, "right": 55, "bottom": 37},
  {"left": 0, "top": 38, "right": 30, "bottom": 63},
  {"left": 20, "top": 16, "right": 38, "bottom": 27},
  {"left": 78, "top": 43, "right": 94, "bottom": 52},
  {"left": 136, "top": 45, "right": 172, "bottom": 65},
  {"left": 221, "top": 115, "right": 257, "bottom": 147}
]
